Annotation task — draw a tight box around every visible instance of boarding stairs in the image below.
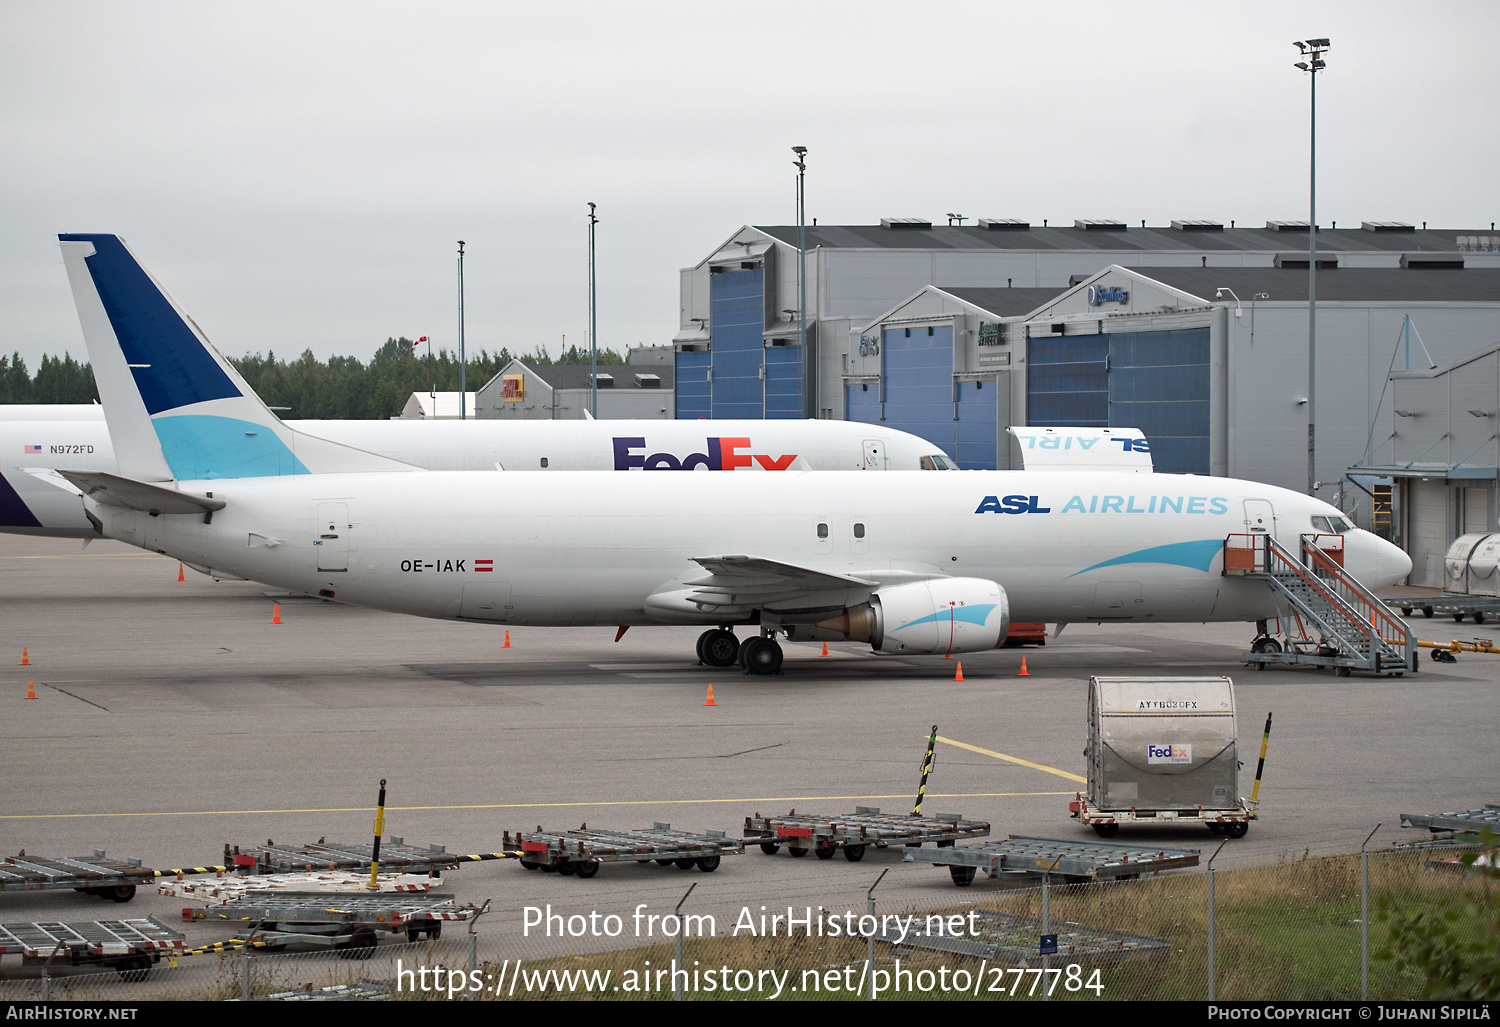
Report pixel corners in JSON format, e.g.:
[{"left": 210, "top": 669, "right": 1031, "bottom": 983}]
[{"left": 1223, "top": 533, "right": 1415, "bottom": 676}]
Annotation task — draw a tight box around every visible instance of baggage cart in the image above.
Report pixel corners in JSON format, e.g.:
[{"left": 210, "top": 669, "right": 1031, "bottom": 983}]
[
  {"left": 191, "top": 892, "right": 480, "bottom": 957},
  {"left": 905, "top": 834, "right": 1200, "bottom": 887},
  {"left": 222, "top": 837, "right": 493, "bottom": 874},
  {"left": 506, "top": 823, "right": 742, "bottom": 878},
  {"left": 743, "top": 806, "right": 990, "bottom": 861},
  {"left": 0, "top": 917, "right": 184, "bottom": 979},
  {"left": 160, "top": 870, "right": 441, "bottom": 907},
  {"left": 0, "top": 849, "right": 153, "bottom": 903}
]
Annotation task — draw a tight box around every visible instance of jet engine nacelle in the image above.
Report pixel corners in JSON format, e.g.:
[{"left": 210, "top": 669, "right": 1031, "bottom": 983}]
[{"left": 820, "top": 578, "right": 1010, "bottom": 654}]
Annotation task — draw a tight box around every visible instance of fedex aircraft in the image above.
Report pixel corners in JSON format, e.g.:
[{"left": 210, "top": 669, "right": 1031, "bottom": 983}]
[
  {"left": 0, "top": 411, "right": 957, "bottom": 541},
  {"left": 44, "top": 233, "right": 1411, "bottom": 674}
]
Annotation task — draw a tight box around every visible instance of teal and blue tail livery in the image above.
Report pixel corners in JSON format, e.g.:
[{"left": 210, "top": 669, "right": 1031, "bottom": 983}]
[{"left": 58, "top": 234, "right": 415, "bottom": 482}]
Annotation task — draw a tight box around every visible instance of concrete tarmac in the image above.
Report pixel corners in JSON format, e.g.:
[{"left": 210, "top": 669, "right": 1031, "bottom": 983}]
[{"left": 1, "top": 534, "right": 1494, "bottom": 957}]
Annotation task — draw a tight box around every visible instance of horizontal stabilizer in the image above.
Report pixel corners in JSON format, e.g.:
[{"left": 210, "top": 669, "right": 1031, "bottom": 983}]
[{"left": 56, "top": 470, "right": 225, "bottom": 515}]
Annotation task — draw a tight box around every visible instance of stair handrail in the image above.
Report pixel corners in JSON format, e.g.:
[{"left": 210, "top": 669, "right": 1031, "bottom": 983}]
[{"left": 1297, "top": 535, "right": 1413, "bottom": 666}]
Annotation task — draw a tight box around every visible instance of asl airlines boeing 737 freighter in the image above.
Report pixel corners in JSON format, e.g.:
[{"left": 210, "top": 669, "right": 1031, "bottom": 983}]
[{"left": 44, "top": 233, "right": 1411, "bottom": 674}]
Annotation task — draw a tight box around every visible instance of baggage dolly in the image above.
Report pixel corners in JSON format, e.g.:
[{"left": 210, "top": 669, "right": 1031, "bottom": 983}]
[
  {"left": 222, "top": 837, "right": 509, "bottom": 874},
  {"left": 0, "top": 850, "right": 154, "bottom": 903},
  {"left": 505, "top": 823, "right": 742, "bottom": 878},
  {"left": 906, "top": 834, "right": 1201, "bottom": 887},
  {"left": 743, "top": 807, "right": 990, "bottom": 861},
  {"left": 195, "top": 892, "right": 481, "bottom": 957},
  {"left": 0, "top": 917, "right": 184, "bottom": 979}
]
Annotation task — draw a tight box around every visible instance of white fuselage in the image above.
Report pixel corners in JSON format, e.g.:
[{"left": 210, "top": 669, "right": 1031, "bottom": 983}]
[
  {"left": 0, "top": 416, "right": 951, "bottom": 538},
  {"left": 91, "top": 469, "right": 1410, "bottom": 629}
]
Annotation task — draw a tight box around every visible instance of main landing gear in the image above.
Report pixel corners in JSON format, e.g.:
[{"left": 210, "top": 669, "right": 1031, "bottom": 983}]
[{"left": 695, "top": 628, "right": 784, "bottom": 676}]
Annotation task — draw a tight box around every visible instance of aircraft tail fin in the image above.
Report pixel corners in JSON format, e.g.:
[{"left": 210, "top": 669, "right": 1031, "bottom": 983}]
[{"left": 57, "top": 234, "right": 418, "bottom": 481}]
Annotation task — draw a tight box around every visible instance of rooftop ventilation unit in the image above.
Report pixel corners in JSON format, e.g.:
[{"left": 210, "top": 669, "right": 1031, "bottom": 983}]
[
  {"left": 1274, "top": 254, "right": 1339, "bottom": 269},
  {"left": 593, "top": 373, "right": 614, "bottom": 388},
  {"left": 979, "top": 218, "right": 1031, "bottom": 230},
  {"left": 1362, "top": 221, "right": 1416, "bottom": 233},
  {"left": 1266, "top": 221, "right": 1311, "bottom": 231},
  {"left": 1401, "top": 253, "right": 1465, "bottom": 269},
  {"left": 880, "top": 218, "right": 932, "bottom": 230},
  {"left": 1171, "top": 219, "right": 1224, "bottom": 231},
  {"left": 634, "top": 373, "right": 661, "bottom": 388},
  {"left": 1075, "top": 219, "right": 1127, "bottom": 231}
]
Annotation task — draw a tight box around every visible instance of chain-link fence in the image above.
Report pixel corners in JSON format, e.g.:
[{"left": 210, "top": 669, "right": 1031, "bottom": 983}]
[{"left": 0, "top": 842, "right": 1492, "bottom": 1001}]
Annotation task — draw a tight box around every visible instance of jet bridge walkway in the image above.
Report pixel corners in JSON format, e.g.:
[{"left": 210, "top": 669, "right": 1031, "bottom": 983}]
[{"left": 1223, "top": 533, "right": 1415, "bottom": 676}]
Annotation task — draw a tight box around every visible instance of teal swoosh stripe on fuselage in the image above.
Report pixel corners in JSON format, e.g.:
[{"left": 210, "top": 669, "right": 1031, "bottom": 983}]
[
  {"left": 152, "top": 414, "right": 310, "bottom": 479},
  {"left": 1067, "top": 539, "right": 1224, "bottom": 578},
  {"left": 895, "top": 603, "right": 1000, "bottom": 632}
]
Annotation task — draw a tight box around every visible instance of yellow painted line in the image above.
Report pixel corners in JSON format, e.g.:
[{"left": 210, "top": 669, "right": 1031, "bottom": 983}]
[
  {"left": 0, "top": 792, "right": 1072, "bottom": 821},
  {"left": 937, "top": 735, "right": 1086, "bottom": 784}
]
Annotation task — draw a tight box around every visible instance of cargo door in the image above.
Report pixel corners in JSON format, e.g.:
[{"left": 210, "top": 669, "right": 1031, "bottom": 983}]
[
  {"left": 315, "top": 503, "right": 349, "bottom": 572},
  {"left": 862, "top": 439, "right": 887, "bottom": 470}
]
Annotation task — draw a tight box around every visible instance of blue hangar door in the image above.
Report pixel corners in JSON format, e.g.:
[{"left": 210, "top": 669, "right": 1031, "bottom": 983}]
[
  {"left": 844, "top": 325, "right": 1000, "bottom": 469},
  {"left": 1025, "top": 328, "right": 1209, "bottom": 474}
]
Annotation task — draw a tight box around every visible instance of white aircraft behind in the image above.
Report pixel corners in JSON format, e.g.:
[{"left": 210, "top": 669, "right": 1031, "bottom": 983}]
[
  {"left": 47, "top": 233, "right": 1411, "bottom": 674},
  {"left": 0, "top": 412, "right": 957, "bottom": 539}
]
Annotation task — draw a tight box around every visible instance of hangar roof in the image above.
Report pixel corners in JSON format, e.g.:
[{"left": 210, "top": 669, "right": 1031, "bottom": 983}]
[
  {"left": 936, "top": 287, "right": 1065, "bottom": 317},
  {"left": 1114, "top": 266, "right": 1500, "bottom": 303},
  {"left": 752, "top": 223, "right": 1493, "bottom": 254}
]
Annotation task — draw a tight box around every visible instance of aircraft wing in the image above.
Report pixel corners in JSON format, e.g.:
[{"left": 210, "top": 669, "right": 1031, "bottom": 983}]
[
  {"left": 684, "top": 556, "right": 878, "bottom": 610},
  {"left": 54, "top": 470, "right": 226, "bottom": 515}
]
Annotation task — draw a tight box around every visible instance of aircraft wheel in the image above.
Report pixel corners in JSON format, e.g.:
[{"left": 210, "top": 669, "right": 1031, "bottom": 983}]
[
  {"left": 1092, "top": 822, "right": 1119, "bottom": 839},
  {"left": 701, "top": 629, "right": 739, "bottom": 668},
  {"left": 743, "top": 637, "right": 783, "bottom": 676}
]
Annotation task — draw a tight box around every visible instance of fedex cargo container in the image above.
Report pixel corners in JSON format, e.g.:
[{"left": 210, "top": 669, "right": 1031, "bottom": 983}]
[{"left": 1071, "top": 676, "right": 1259, "bottom": 838}]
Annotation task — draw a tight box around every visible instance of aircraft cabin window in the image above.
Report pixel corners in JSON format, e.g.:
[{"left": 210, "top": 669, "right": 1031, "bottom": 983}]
[
  {"left": 853, "top": 523, "right": 866, "bottom": 539},
  {"left": 817, "top": 523, "right": 828, "bottom": 538},
  {"left": 540, "top": 457, "right": 548, "bottom": 468}
]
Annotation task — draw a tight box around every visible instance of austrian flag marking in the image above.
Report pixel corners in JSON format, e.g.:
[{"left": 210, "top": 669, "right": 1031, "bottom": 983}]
[{"left": 474, "top": 559, "right": 494, "bottom": 573}]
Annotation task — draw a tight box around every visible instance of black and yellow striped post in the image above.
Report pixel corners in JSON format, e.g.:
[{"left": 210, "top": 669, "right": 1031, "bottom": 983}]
[
  {"left": 368, "top": 778, "right": 387, "bottom": 890},
  {"left": 911, "top": 725, "right": 938, "bottom": 816},
  {"left": 1251, "top": 712, "right": 1272, "bottom": 803}
]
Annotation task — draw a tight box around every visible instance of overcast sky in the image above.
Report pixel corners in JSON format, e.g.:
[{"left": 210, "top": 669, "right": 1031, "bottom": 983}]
[{"left": 2, "top": 1, "right": 1496, "bottom": 372}]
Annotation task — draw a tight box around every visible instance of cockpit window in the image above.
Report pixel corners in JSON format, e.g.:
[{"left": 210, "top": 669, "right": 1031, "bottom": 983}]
[
  {"left": 920, "top": 454, "right": 958, "bottom": 470},
  {"left": 1311, "top": 515, "right": 1354, "bottom": 534}
]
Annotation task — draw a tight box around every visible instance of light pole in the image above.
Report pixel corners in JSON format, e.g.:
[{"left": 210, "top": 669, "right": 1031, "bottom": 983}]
[
  {"left": 1295, "top": 37, "right": 1330, "bottom": 495},
  {"left": 792, "top": 146, "right": 808, "bottom": 417},
  {"left": 588, "top": 202, "right": 599, "bottom": 419},
  {"left": 457, "top": 241, "right": 466, "bottom": 420}
]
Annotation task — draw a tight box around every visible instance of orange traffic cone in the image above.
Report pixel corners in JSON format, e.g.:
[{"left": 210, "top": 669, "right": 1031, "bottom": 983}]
[
  {"left": 1018, "top": 656, "right": 1030, "bottom": 676},
  {"left": 503, "top": 630, "right": 511, "bottom": 648},
  {"left": 954, "top": 661, "right": 964, "bottom": 682},
  {"left": 24, "top": 678, "right": 36, "bottom": 700},
  {"left": 271, "top": 603, "right": 282, "bottom": 624},
  {"left": 177, "top": 563, "right": 185, "bottom": 582},
  {"left": 820, "top": 642, "right": 829, "bottom": 657},
  {"left": 704, "top": 684, "right": 717, "bottom": 706},
  {"left": 19, "top": 647, "right": 29, "bottom": 666}
]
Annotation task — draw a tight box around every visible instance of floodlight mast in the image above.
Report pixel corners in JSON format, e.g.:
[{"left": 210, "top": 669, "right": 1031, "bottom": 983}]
[
  {"left": 1295, "top": 37, "right": 1330, "bottom": 496},
  {"left": 792, "top": 146, "right": 808, "bottom": 415}
]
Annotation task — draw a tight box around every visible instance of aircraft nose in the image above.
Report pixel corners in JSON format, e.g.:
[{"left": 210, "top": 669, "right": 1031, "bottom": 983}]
[{"left": 1372, "top": 534, "right": 1412, "bottom": 589}]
